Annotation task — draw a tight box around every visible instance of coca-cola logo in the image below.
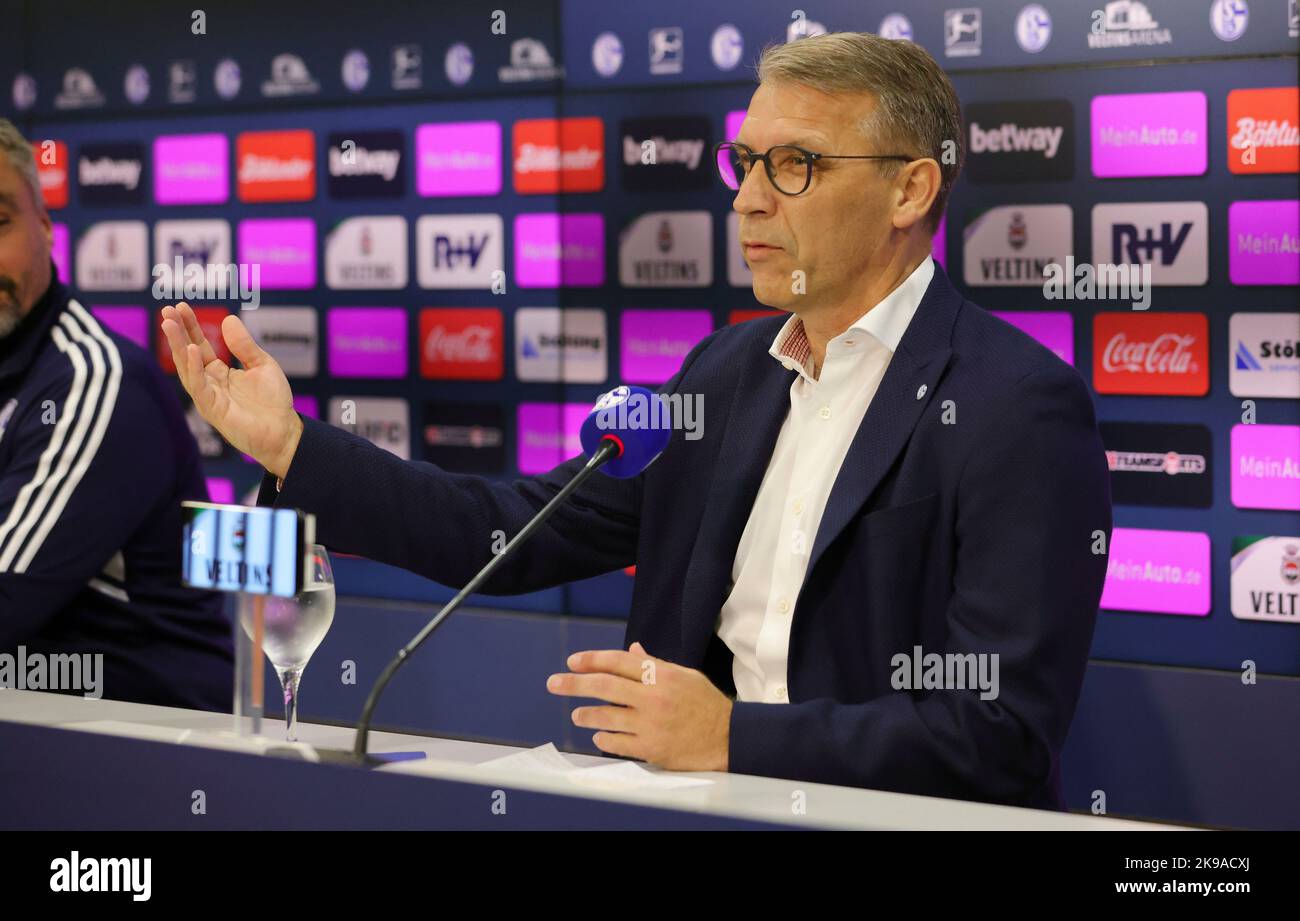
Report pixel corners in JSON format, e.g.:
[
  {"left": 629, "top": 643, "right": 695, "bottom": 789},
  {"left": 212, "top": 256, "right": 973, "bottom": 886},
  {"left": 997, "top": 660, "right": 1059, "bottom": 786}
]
[
  {"left": 1101, "top": 332, "right": 1198, "bottom": 374},
  {"left": 424, "top": 323, "right": 496, "bottom": 363}
]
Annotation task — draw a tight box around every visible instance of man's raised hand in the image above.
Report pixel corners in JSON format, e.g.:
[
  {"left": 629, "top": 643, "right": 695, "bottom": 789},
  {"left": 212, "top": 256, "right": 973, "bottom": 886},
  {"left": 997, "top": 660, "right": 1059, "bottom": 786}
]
[{"left": 159, "top": 303, "right": 303, "bottom": 479}]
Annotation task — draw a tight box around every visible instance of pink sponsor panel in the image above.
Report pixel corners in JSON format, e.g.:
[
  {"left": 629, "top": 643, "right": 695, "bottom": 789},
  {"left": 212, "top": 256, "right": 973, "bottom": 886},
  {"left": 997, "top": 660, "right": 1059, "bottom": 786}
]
[
  {"left": 990, "top": 311, "right": 1073, "bottom": 365},
  {"left": 620, "top": 309, "right": 713, "bottom": 384},
  {"left": 1090, "top": 91, "right": 1207, "bottom": 178},
  {"left": 292, "top": 394, "right": 320, "bottom": 419},
  {"left": 91, "top": 306, "right": 149, "bottom": 349},
  {"left": 415, "top": 121, "right": 502, "bottom": 196},
  {"left": 154, "top": 133, "right": 229, "bottom": 204},
  {"left": 238, "top": 218, "right": 317, "bottom": 289},
  {"left": 1101, "top": 527, "right": 1211, "bottom": 617},
  {"left": 327, "top": 307, "right": 408, "bottom": 378},
  {"left": 513, "top": 213, "right": 605, "bottom": 288},
  {"left": 932, "top": 214, "right": 946, "bottom": 272},
  {"left": 51, "top": 223, "right": 70, "bottom": 284},
  {"left": 1231, "top": 424, "right": 1300, "bottom": 510},
  {"left": 516, "top": 402, "right": 589, "bottom": 474},
  {"left": 1228, "top": 200, "right": 1300, "bottom": 286},
  {"left": 205, "top": 477, "right": 236, "bottom": 504}
]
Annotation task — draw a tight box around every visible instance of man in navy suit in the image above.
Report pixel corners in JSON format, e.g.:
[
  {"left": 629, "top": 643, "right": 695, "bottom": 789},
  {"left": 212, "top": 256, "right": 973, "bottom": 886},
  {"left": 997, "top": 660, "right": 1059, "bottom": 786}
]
[{"left": 162, "top": 33, "right": 1111, "bottom": 810}]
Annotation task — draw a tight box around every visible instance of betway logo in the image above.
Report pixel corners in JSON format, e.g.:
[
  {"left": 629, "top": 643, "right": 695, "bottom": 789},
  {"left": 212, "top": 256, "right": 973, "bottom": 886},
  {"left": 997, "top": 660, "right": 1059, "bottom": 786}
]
[
  {"left": 969, "top": 122, "right": 1063, "bottom": 158},
  {"left": 78, "top": 157, "right": 142, "bottom": 189},
  {"left": 1102, "top": 333, "right": 1197, "bottom": 374},
  {"left": 622, "top": 135, "right": 705, "bottom": 169},
  {"left": 329, "top": 145, "right": 401, "bottom": 180},
  {"left": 239, "top": 154, "right": 312, "bottom": 183},
  {"left": 1231, "top": 118, "right": 1300, "bottom": 151},
  {"left": 515, "top": 143, "right": 601, "bottom": 173}
]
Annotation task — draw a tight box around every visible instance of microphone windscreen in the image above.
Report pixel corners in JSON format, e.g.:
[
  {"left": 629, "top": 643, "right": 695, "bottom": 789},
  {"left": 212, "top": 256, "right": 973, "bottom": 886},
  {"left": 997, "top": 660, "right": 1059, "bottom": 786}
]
[{"left": 580, "top": 385, "right": 673, "bottom": 478}]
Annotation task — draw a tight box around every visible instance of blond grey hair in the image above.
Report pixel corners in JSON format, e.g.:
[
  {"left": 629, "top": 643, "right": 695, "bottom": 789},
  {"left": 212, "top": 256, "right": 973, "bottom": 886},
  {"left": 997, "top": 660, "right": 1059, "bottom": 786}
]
[
  {"left": 757, "top": 32, "right": 963, "bottom": 231},
  {"left": 0, "top": 119, "right": 44, "bottom": 211}
]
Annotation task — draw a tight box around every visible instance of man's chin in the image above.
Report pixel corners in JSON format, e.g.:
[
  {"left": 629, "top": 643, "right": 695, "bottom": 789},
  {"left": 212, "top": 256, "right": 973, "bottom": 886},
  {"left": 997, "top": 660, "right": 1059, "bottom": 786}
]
[{"left": 0, "top": 301, "right": 23, "bottom": 340}]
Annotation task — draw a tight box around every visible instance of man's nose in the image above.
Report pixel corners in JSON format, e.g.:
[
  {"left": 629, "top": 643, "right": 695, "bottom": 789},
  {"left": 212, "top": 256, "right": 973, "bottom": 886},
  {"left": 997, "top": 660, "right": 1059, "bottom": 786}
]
[{"left": 731, "top": 161, "right": 775, "bottom": 216}]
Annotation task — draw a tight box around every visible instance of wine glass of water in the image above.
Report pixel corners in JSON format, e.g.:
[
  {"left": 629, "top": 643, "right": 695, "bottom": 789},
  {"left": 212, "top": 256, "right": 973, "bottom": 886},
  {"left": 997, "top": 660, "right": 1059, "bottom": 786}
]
[{"left": 239, "top": 544, "right": 336, "bottom": 742}]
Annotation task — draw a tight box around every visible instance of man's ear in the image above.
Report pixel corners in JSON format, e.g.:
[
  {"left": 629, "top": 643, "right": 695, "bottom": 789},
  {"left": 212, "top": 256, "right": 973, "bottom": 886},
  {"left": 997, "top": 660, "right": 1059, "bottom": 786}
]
[{"left": 892, "top": 158, "right": 941, "bottom": 232}]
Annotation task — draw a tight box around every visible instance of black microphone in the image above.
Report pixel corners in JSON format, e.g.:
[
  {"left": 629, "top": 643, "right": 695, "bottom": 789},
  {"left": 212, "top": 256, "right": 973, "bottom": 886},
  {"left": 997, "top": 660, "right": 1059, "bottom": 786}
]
[{"left": 351, "top": 385, "right": 673, "bottom": 762}]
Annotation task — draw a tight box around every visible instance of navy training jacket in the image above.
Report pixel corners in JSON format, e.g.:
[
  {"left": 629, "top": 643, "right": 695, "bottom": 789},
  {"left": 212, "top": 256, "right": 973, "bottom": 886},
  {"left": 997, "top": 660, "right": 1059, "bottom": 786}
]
[{"left": 0, "top": 273, "right": 232, "bottom": 710}]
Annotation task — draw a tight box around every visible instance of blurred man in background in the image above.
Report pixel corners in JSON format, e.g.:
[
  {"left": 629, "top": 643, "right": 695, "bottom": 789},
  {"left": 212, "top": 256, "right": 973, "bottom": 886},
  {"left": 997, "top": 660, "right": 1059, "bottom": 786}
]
[{"left": 0, "top": 119, "right": 232, "bottom": 709}]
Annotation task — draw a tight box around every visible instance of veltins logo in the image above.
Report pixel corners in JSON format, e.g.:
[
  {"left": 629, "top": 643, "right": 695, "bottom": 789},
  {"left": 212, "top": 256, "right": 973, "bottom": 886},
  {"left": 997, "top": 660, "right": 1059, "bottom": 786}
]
[
  {"left": 618, "top": 211, "right": 713, "bottom": 287},
  {"left": 154, "top": 134, "right": 229, "bottom": 205},
  {"left": 1090, "top": 91, "right": 1207, "bottom": 178},
  {"left": 1229, "top": 312, "right": 1300, "bottom": 398},
  {"left": 236, "top": 130, "right": 315, "bottom": 203},
  {"left": 1227, "top": 87, "right": 1299, "bottom": 175},
  {"left": 327, "top": 130, "right": 405, "bottom": 198},
  {"left": 620, "top": 309, "right": 713, "bottom": 384},
  {"left": 240, "top": 306, "right": 318, "bottom": 377},
  {"left": 514, "top": 307, "right": 608, "bottom": 383},
  {"left": 416, "top": 214, "right": 503, "bottom": 290},
  {"left": 419, "top": 308, "right": 503, "bottom": 380},
  {"left": 1231, "top": 424, "right": 1300, "bottom": 510},
  {"left": 988, "top": 311, "right": 1074, "bottom": 365},
  {"left": 33, "top": 140, "right": 68, "bottom": 210},
  {"left": 75, "top": 221, "right": 149, "bottom": 292},
  {"left": 514, "top": 213, "right": 605, "bottom": 288},
  {"left": 415, "top": 121, "right": 501, "bottom": 197},
  {"left": 962, "top": 203, "right": 1073, "bottom": 287},
  {"left": 1228, "top": 199, "right": 1300, "bottom": 286},
  {"left": 513, "top": 117, "right": 604, "bottom": 194},
  {"left": 620, "top": 116, "right": 712, "bottom": 191},
  {"left": 1092, "top": 312, "right": 1209, "bottom": 396},
  {"left": 1231, "top": 535, "right": 1300, "bottom": 624},
  {"left": 237, "top": 218, "right": 316, "bottom": 289},
  {"left": 965, "top": 100, "right": 1074, "bottom": 182},
  {"left": 328, "top": 396, "right": 409, "bottom": 459},
  {"left": 324, "top": 216, "right": 408, "bottom": 290},
  {"left": 78, "top": 142, "right": 146, "bottom": 207},
  {"left": 327, "top": 308, "right": 408, "bottom": 379},
  {"left": 1091, "top": 201, "right": 1208, "bottom": 286},
  {"left": 1100, "top": 527, "right": 1210, "bottom": 617},
  {"left": 261, "top": 53, "right": 319, "bottom": 97},
  {"left": 1099, "top": 421, "right": 1212, "bottom": 508}
]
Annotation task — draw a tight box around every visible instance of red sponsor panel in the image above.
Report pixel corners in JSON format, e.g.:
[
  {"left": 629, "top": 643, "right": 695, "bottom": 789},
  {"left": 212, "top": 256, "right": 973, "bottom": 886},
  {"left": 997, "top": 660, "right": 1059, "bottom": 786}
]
[
  {"left": 418, "top": 308, "right": 504, "bottom": 380},
  {"left": 236, "top": 130, "right": 316, "bottom": 202},
  {"left": 728, "top": 308, "right": 782, "bottom": 325},
  {"left": 157, "top": 307, "right": 231, "bottom": 374},
  {"left": 1092, "top": 312, "right": 1208, "bottom": 396},
  {"left": 33, "top": 140, "right": 68, "bottom": 210},
  {"left": 1227, "top": 87, "right": 1299, "bottom": 175},
  {"left": 512, "top": 117, "right": 604, "bottom": 194}
]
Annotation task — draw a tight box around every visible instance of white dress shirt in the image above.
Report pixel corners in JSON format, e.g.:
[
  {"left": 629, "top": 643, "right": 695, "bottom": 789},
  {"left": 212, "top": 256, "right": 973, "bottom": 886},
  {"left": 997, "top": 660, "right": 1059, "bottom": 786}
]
[{"left": 715, "top": 256, "right": 935, "bottom": 703}]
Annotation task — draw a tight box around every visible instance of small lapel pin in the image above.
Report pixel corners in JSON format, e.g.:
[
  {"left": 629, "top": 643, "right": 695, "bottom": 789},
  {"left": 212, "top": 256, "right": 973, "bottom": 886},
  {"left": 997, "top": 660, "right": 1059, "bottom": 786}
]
[{"left": 916, "top": 384, "right": 928, "bottom": 400}]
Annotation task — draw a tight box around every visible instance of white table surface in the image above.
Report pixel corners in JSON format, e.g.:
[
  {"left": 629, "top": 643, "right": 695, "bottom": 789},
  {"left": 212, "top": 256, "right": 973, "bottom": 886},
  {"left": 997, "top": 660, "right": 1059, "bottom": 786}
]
[{"left": 0, "top": 689, "right": 1185, "bottom": 830}]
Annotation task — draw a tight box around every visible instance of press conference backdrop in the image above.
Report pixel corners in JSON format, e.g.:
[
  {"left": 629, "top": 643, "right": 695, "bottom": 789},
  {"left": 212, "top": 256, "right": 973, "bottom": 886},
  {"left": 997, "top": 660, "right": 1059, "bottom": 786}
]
[{"left": 2, "top": 0, "right": 1297, "bottom": 691}]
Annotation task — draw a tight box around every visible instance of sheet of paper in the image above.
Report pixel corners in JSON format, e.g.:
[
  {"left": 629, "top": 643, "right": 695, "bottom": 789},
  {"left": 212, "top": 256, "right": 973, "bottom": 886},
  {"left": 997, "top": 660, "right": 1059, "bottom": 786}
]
[{"left": 479, "top": 743, "right": 714, "bottom": 791}]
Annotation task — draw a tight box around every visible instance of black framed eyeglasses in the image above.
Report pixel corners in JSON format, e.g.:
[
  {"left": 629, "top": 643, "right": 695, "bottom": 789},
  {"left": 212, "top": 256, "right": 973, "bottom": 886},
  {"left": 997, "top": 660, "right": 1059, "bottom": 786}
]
[{"left": 713, "top": 141, "right": 914, "bottom": 196}]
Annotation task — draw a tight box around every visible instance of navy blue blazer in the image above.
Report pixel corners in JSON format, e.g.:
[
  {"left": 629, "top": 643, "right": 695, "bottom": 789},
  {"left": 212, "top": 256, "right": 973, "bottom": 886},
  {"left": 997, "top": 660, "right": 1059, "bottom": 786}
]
[{"left": 260, "top": 264, "right": 1111, "bottom": 810}]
